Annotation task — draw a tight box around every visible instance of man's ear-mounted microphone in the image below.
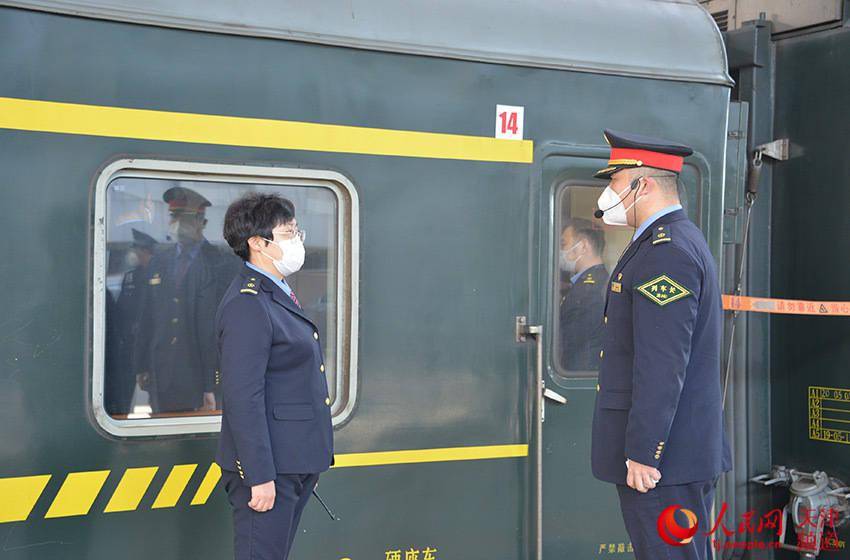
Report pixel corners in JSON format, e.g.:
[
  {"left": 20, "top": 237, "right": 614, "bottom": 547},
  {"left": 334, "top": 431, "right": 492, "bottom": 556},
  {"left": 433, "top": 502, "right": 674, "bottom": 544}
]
[{"left": 594, "top": 176, "right": 642, "bottom": 219}]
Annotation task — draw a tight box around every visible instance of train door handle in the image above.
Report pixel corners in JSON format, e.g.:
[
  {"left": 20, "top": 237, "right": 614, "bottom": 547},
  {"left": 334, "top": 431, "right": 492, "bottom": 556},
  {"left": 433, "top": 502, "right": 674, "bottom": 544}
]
[
  {"left": 516, "top": 315, "right": 544, "bottom": 560},
  {"left": 543, "top": 387, "right": 567, "bottom": 404}
]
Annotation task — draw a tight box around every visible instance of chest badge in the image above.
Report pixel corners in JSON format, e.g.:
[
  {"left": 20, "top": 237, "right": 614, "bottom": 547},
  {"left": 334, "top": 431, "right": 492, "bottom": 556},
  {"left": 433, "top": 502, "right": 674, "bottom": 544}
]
[
  {"left": 611, "top": 282, "right": 622, "bottom": 293},
  {"left": 636, "top": 274, "right": 691, "bottom": 306}
]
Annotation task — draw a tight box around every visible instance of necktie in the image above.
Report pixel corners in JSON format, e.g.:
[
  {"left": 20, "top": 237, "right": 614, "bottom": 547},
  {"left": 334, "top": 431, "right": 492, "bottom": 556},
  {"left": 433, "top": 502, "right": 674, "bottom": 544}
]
[
  {"left": 288, "top": 289, "right": 301, "bottom": 309},
  {"left": 175, "top": 248, "right": 192, "bottom": 286}
]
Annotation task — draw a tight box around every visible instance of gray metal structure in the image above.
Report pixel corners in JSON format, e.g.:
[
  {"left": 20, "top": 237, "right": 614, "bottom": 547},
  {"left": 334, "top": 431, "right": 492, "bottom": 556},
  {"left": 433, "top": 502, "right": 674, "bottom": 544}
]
[{"left": 6, "top": 0, "right": 732, "bottom": 83}]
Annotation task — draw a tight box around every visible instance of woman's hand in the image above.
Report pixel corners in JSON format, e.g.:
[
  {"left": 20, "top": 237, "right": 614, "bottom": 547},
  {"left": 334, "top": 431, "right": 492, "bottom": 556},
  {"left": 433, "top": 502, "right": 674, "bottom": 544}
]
[{"left": 249, "top": 481, "right": 276, "bottom": 512}]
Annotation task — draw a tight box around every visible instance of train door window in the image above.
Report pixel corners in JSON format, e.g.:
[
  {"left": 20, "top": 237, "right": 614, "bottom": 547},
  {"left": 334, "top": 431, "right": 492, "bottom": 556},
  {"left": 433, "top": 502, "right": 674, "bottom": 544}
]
[
  {"left": 92, "top": 160, "right": 359, "bottom": 437},
  {"left": 552, "top": 182, "right": 630, "bottom": 378}
]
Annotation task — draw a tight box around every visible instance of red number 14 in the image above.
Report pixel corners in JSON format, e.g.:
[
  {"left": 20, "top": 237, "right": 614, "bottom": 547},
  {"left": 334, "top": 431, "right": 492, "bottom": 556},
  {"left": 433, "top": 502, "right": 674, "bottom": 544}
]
[{"left": 499, "top": 111, "right": 518, "bottom": 134}]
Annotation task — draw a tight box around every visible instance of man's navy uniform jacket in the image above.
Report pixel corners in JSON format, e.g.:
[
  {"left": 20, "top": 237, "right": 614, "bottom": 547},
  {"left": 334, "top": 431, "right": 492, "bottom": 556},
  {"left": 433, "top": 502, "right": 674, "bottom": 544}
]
[
  {"left": 591, "top": 209, "right": 732, "bottom": 486},
  {"left": 215, "top": 264, "right": 334, "bottom": 485},
  {"left": 133, "top": 240, "right": 237, "bottom": 411},
  {"left": 559, "top": 264, "right": 609, "bottom": 370}
]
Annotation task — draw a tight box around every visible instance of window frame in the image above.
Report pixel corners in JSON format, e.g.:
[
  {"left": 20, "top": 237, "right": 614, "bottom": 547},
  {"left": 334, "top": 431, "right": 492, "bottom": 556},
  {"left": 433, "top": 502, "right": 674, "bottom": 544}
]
[{"left": 91, "top": 158, "right": 359, "bottom": 437}]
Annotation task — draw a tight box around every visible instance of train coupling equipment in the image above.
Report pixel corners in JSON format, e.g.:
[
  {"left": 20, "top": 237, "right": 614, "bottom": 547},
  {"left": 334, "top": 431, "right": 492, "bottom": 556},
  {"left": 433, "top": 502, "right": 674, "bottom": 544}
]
[{"left": 751, "top": 466, "right": 849, "bottom": 558}]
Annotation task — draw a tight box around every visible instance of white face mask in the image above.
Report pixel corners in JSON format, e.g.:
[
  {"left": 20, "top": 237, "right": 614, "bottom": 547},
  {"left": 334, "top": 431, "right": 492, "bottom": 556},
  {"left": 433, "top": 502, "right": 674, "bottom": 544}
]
[
  {"left": 168, "top": 219, "right": 200, "bottom": 242},
  {"left": 559, "top": 241, "right": 583, "bottom": 273},
  {"left": 596, "top": 183, "right": 643, "bottom": 226},
  {"left": 262, "top": 236, "right": 305, "bottom": 277},
  {"left": 125, "top": 250, "right": 141, "bottom": 269}
]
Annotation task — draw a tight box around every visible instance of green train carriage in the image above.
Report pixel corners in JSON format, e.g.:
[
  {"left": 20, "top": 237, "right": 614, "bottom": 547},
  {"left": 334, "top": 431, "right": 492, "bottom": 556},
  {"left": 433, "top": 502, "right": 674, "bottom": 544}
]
[{"left": 3, "top": 0, "right": 841, "bottom": 559}]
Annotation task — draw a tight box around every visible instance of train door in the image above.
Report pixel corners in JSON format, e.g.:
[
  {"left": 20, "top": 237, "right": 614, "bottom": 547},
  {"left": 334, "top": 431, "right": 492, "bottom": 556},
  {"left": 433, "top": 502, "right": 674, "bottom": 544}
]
[
  {"left": 529, "top": 151, "right": 635, "bottom": 559},
  {"left": 529, "top": 143, "right": 720, "bottom": 558}
]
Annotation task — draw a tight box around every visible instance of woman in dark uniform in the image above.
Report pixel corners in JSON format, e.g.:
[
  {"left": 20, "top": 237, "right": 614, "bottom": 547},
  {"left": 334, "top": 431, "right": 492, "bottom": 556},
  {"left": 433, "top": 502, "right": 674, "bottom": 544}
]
[{"left": 216, "top": 193, "right": 334, "bottom": 560}]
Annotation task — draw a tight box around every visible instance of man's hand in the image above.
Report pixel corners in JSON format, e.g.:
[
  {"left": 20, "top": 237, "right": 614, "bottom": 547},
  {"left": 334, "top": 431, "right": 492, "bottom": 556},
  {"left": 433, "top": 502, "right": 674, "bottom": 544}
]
[
  {"left": 626, "top": 459, "right": 661, "bottom": 493},
  {"left": 201, "top": 392, "right": 216, "bottom": 411},
  {"left": 249, "top": 481, "right": 275, "bottom": 512}
]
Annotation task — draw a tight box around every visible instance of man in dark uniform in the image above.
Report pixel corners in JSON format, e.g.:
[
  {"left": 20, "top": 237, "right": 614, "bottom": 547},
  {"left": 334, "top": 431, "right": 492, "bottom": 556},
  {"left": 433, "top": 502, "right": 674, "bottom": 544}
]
[
  {"left": 216, "top": 193, "right": 334, "bottom": 560},
  {"left": 558, "top": 219, "right": 609, "bottom": 370},
  {"left": 133, "top": 186, "right": 238, "bottom": 414},
  {"left": 590, "top": 130, "right": 732, "bottom": 559},
  {"left": 105, "top": 228, "right": 158, "bottom": 415}
]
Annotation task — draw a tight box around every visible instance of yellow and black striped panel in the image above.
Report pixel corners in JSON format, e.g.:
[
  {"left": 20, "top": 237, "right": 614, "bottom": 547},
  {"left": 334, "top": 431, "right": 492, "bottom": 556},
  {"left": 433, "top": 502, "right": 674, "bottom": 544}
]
[{"left": 0, "top": 444, "right": 527, "bottom": 523}]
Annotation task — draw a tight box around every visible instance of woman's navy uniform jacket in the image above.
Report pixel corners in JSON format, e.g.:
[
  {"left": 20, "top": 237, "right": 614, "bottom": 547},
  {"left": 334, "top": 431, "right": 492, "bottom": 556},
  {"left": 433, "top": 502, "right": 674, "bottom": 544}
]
[
  {"left": 215, "top": 264, "right": 334, "bottom": 486},
  {"left": 591, "top": 209, "right": 732, "bottom": 486}
]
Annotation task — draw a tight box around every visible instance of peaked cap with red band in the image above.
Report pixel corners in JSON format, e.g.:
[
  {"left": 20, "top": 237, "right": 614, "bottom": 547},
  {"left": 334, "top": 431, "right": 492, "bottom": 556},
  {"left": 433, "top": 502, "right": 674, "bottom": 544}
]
[
  {"left": 594, "top": 129, "right": 694, "bottom": 179},
  {"left": 163, "top": 186, "right": 211, "bottom": 215}
]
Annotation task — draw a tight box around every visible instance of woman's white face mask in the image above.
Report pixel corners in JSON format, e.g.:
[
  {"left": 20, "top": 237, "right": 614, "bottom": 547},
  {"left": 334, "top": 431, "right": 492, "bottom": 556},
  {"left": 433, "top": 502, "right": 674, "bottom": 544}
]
[{"left": 261, "top": 236, "right": 305, "bottom": 277}]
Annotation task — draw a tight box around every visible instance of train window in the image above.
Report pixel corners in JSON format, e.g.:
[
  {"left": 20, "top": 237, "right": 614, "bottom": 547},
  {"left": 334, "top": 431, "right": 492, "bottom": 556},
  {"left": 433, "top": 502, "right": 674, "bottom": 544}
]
[
  {"left": 92, "top": 160, "right": 359, "bottom": 437},
  {"left": 552, "top": 183, "right": 630, "bottom": 378}
]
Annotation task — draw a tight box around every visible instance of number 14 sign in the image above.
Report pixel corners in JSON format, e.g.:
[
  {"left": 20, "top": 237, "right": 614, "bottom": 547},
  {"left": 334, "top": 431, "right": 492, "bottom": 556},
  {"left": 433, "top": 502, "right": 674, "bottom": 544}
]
[{"left": 495, "top": 104, "right": 524, "bottom": 140}]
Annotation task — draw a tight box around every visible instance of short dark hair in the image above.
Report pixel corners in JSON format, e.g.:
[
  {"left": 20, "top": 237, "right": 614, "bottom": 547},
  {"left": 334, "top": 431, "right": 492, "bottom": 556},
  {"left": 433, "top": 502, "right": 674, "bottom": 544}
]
[
  {"left": 223, "top": 193, "right": 295, "bottom": 261},
  {"left": 630, "top": 167, "right": 680, "bottom": 197},
  {"left": 564, "top": 218, "right": 605, "bottom": 256}
]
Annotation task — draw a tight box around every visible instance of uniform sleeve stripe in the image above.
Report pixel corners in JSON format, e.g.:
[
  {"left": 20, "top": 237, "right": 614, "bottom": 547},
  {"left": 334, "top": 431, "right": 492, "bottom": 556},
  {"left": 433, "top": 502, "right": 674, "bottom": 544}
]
[
  {"left": 0, "top": 475, "right": 51, "bottom": 523},
  {"left": 190, "top": 463, "right": 222, "bottom": 506},
  {"left": 103, "top": 467, "right": 159, "bottom": 513},
  {"left": 151, "top": 464, "right": 197, "bottom": 509},
  {"left": 44, "top": 470, "right": 110, "bottom": 518}
]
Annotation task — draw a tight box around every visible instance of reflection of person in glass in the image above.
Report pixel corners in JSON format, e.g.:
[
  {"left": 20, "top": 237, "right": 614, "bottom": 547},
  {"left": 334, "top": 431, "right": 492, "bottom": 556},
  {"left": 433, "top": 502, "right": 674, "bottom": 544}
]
[
  {"left": 558, "top": 219, "right": 609, "bottom": 370},
  {"left": 105, "top": 228, "right": 158, "bottom": 415},
  {"left": 216, "top": 193, "right": 333, "bottom": 560},
  {"left": 133, "top": 186, "right": 238, "bottom": 414}
]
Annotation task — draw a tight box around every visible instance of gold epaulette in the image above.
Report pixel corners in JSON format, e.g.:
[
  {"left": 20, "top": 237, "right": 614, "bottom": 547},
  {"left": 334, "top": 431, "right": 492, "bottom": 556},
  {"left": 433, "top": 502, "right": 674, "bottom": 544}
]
[
  {"left": 652, "top": 225, "right": 672, "bottom": 245},
  {"left": 240, "top": 277, "right": 259, "bottom": 295}
]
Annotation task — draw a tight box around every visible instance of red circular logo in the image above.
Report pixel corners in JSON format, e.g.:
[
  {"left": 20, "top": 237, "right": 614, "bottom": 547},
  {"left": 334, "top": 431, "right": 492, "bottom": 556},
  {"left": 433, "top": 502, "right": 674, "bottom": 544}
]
[{"left": 657, "top": 504, "right": 699, "bottom": 546}]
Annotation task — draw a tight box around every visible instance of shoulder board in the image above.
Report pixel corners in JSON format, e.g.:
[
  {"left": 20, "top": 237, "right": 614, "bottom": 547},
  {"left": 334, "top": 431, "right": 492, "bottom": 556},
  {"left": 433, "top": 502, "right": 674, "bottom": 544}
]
[
  {"left": 652, "top": 225, "right": 672, "bottom": 245},
  {"left": 240, "top": 277, "right": 259, "bottom": 295}
]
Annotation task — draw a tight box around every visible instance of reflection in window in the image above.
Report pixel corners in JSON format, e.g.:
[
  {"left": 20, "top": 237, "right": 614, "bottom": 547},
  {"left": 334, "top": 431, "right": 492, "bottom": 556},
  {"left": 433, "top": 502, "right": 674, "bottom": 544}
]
[
  {"left": 554, "top": 185, "right": 629, "bottom": 377},
  {"left": 104, "top": 178, "right": 339, "bottom": 420}
]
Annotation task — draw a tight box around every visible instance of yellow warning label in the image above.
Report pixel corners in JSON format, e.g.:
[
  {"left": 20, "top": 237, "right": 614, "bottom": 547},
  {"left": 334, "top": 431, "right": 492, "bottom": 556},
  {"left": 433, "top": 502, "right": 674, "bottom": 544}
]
[{"left": 809, "top": 386, "right": 850, "bottom": 445}]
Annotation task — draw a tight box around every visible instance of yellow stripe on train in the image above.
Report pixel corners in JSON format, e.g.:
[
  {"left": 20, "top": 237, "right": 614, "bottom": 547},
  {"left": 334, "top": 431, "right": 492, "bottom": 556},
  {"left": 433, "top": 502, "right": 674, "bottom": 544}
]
[
  {"left": 0, "top": 97, "right": 533, "bottom": 163},
  {"left": 0, "top": 444, "right": 527, "bottom": 523}
]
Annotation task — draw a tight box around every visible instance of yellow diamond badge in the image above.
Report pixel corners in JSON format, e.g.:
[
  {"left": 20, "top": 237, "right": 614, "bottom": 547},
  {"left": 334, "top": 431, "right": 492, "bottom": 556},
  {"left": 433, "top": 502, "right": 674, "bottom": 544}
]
[{"left": 636, "top": 274, "right": 691, "bottom": 306}]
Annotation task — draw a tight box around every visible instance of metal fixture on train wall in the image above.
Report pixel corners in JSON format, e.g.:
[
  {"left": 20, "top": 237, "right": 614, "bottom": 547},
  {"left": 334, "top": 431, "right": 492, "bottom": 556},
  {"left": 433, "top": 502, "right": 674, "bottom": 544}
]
[
  {"left": 751, "top": 466, "right": 850, "bottom": 557},
  {"left": 746, "top": 138, "right": 789, "bottom": 197}
]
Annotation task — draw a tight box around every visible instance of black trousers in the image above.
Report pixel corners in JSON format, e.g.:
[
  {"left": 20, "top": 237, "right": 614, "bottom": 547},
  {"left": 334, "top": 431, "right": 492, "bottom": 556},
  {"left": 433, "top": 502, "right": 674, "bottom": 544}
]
[
  {"left": 222, "top": 470, "right": 320, "bottom": 560},
  {"left": 616, "top": 477, "right": 718, "bottom": 560}
]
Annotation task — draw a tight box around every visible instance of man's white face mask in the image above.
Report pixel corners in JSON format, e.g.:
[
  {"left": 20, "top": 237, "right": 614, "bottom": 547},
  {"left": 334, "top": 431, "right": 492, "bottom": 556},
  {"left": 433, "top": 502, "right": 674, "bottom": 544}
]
[
  {"left": 559, "top": 240, "right": 583, "bottom": 273},
  {"left": 596, "top": 182, "right": 644, "bottom": 226}
]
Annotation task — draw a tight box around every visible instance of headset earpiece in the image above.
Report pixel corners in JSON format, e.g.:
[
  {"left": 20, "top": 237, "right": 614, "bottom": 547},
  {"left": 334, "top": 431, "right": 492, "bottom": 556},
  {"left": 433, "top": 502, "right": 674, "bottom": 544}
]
[{"left": 630, "top": 176, "right": 642, "bottom": 190}]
